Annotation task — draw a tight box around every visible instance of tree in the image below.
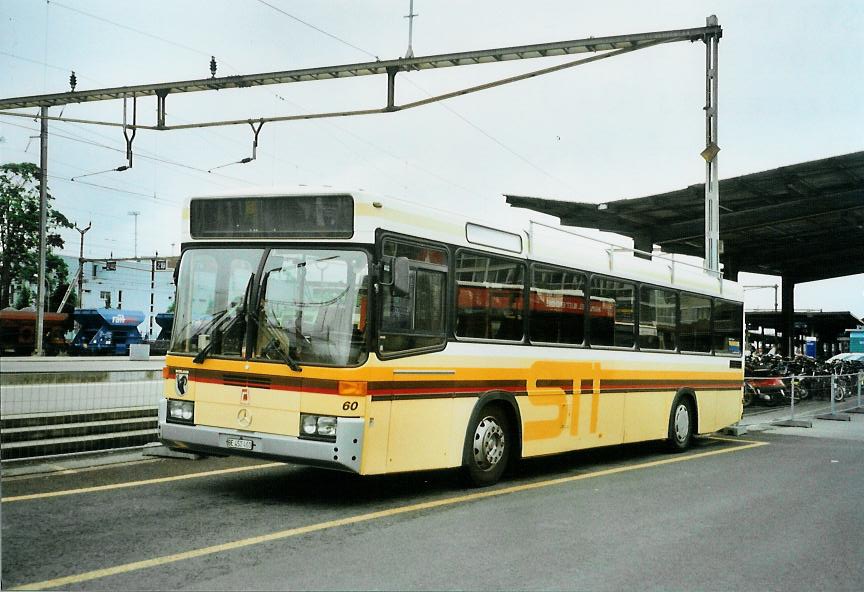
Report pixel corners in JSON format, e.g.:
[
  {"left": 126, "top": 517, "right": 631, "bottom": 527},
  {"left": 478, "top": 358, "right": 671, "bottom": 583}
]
[
  {"left": 13, "top": 285, "right": 33, "bottom": 309},
  {"left": 50, "top": 279, "right": 77, "bottom": 314},
  {"left": 0, "top": 162, "right": 73, "bottom": 309}
]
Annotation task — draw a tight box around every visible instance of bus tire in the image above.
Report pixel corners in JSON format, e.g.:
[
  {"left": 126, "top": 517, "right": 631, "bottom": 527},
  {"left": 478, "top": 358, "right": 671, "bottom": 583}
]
[
  {"left": 462, "top": 405, "right": 511, "bottom": 487},
  {"left": 667, "top": 394, "right": 694, "bottom": 452}
]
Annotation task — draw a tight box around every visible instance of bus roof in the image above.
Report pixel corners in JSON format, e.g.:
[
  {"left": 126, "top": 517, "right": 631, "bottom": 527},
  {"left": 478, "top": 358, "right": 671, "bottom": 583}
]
[{"left": 183, "top": 188, "right": 743, "bottom": 301}]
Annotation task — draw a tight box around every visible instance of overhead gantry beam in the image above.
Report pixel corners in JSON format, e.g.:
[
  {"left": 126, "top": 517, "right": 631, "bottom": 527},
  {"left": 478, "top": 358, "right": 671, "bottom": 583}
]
[{"left": 0, "top": 24, "right": 721, "bottom": 130}]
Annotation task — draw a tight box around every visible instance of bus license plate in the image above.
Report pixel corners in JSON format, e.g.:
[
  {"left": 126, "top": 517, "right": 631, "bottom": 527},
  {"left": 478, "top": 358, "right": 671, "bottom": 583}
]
[{"left": 226, "top": 437, "right": 254, "bottom": 451}]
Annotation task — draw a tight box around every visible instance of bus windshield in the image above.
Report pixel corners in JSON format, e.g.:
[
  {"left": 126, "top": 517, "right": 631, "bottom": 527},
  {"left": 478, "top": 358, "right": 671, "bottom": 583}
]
[
  {"left": 255, "top": 249, "right": 369, "bottom": 367},
  {"left": 171, "top": 247, "right": 369, "bottom": 366},
  {"left": 171, "top": 248, "right": 264, "bottom": 357}
]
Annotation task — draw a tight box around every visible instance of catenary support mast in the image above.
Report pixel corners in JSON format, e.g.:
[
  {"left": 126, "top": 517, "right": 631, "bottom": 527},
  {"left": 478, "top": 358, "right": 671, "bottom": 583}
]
[
  {"left": 703, "top": 15, "right": 721, "bottom": 274},
  {"left": 34, "top": 106, "right": 48, "bottom": 356}
]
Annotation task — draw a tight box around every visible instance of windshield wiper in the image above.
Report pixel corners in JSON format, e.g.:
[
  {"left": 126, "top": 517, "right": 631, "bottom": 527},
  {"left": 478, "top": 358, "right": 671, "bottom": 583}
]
[
  {"left": 193, "top": 274, "right": 254, "bottom": 364},
  {"left": 173, "top": 309, "right": 229, "bottom": 347},
  {"left": 249, "top": 313, "right": 302, "bottom": 372},
  {"left": 192, "top": 310, "right": 243, "bottom": 364},
  {"left": 252, "top": 271, "right": 302, "bottom": 371}
]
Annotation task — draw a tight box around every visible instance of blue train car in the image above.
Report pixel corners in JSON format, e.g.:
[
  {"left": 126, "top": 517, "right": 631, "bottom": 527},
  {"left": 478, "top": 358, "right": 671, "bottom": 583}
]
[{"left": 71, "top": 308, "right": 145, "bottom": 355}]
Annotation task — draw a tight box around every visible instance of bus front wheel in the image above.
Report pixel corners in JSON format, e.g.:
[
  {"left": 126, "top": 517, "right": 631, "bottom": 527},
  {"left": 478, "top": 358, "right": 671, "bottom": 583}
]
[
  {"left": 462, "top": 406, "right": 511, "bottom": 487},
  {"left": 667, "top": 396, "right": 694, "bottom": 452}
]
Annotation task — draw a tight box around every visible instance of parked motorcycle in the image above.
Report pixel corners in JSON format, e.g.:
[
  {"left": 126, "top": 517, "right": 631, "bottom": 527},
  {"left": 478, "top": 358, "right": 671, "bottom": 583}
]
[
  {"left": 744, "top": 375, "right": 787, "bottom": 406},
  {"left": 745, "top": 354, "right": 788, "bottom": 406}
]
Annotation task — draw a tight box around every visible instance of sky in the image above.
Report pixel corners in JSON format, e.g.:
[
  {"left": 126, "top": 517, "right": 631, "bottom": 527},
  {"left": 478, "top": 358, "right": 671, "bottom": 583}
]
[{"left": 1, "top": 0, "right": 862, "bottom": 317}]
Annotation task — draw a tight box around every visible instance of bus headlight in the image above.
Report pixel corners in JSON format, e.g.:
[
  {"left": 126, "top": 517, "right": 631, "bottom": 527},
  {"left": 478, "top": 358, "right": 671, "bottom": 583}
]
[
  {"left": 317, "top": 416, "right": 337, "bottom": 437},
  {"left": 299, "top": 414, "right": 337, "bottom": 441},
  {"left": 301, "top": 414, "right": 318, "bottom": 435},
  {"left": 167, "top": 400, "right": 195, "bottom": 424}
]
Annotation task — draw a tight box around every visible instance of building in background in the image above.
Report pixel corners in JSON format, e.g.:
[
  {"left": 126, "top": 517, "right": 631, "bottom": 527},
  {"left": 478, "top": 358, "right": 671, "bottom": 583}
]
[
  {"left": 745, "top": 310, "right": 863, "bottom": 359},
  {"left": 62, "top": 255, "right": 178, "bottom": 340}
]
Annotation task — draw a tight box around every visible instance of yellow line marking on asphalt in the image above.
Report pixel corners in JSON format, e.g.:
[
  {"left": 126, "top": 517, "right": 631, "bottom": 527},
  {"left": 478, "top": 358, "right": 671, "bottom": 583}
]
[
  {"left": 706, "top": 435, "right": 763, "bottom": 444},
  {"left": 12, "top": 438, "right": 767, "bottom": 591},
  {"left": 3, "top": 458, "right": 162, "bottom": 483},
  {"left": 48, "top": 464, "right": 79, "bottom": 475},
  {"left": 2, "top": 463, "right": 284, "bottom": 503}
]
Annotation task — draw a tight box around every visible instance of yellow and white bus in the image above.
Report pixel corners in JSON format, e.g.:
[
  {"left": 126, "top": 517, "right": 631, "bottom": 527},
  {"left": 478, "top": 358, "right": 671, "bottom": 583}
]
[{"left": 160, "top": 189, "right": 744, "bottom": 486}]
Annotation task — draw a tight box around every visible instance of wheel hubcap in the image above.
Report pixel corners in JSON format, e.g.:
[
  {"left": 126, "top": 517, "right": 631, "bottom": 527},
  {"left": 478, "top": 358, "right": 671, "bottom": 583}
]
[
  {"left": 473, "top": 416, "right": 505, "bottom": 470},
  {"left": 674, "top": 404, "right": 690, "bottom": 442}
]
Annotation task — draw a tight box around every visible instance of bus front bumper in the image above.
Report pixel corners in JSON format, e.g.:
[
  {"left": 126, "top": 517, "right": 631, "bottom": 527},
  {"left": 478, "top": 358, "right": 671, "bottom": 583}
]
[{"left": 158, "top": 400, "right": 364, "bottom": 473}]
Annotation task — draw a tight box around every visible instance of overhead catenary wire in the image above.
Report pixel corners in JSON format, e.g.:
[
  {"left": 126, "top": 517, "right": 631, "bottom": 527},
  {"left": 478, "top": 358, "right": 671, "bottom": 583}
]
[
  {"left": 47, "top": 0, "right": 221, "bottom": 65},
  {"left": 38, "top": 152, "right": 186, "bottom": 202},
  {"left": 0, "top": 118, "right": 265, "bottom": 189},
  {"left": 0, "top": 50, "right": 102, "bottom": 85},
  {"left": 0, "top": 6, "right": 686, "bottom": 168},
  {"left": 5, "top": 2, "right": 578, "bottom": 202},
  {"left": 251, "top": 0, "right": 576, "bottom": 193},
  {"left": 34, "top": 0, "right": 336, "bottom": 182},
  {"left": 37, "top": 0, "right": 306, "bottom": 179},
  {"left": 70, "top": 166, "right": 129, "bottom": 181},
  {"left": 7, "top": 4, "right": 665, "bottom": 199},
  {"left": 254, "top": 0, "right": 379, "bottom": 61},
  {"left": 47, "top": 174, "right": 181, "bottom": 207},
  {"left": 6, "top": 1, "right": 313, "bottom": 188}
]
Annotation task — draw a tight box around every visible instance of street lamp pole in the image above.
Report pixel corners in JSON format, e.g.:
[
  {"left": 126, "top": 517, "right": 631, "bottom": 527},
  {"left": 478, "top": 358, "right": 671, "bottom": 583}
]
[
  {"left": 128, "top": 211, "right": 141, "bottom": 259},
  {"left": 35, "top": 106, "right": 48, "bottom": 356},
  {"left": 75, "top": 222, "right": 92, "bottom": 307}
]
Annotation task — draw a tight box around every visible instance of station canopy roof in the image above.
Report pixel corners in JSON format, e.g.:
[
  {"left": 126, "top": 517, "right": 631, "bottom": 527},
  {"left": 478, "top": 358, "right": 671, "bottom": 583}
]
[
  {"left": 745, "top": 310, "right": 862, "bottom": 332},
  {"left": 506, "top": 151, "right": 864, "bottom": 284}
]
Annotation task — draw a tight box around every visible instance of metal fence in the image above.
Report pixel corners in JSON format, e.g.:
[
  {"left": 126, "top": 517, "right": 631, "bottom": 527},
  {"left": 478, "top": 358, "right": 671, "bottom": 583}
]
[
  {"left": 1, "top": 369, "right": 162, "bottom": 461},
  {"left": 742, "top": 371, "right": 864, "bottom": 427}
]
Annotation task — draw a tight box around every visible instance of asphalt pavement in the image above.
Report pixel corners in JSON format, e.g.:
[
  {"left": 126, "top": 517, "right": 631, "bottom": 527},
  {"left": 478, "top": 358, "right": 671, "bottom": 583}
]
[{"left": 3, "top": 415, "right": 864, "bottom": 591}]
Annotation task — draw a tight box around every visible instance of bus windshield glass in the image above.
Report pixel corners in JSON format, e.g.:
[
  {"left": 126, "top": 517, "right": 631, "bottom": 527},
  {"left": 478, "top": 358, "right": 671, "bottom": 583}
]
[
  {"left": 171, "top": 248, "right": 369, "bottom": 366},
  {"left": 255, "top": 249, "right": 369, "bottom": 367},
  {"left": 170, "top": 248, "right": 264, "bottom": 357}
]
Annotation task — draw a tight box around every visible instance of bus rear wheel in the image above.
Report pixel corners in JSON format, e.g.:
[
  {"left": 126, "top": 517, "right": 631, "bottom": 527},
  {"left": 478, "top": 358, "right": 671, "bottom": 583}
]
[
  {"left": 667, "top": 396, "right": 694, "bottom": 452},
  {"left": 462, "top": 406, "right": 510, "bottom": 487}
]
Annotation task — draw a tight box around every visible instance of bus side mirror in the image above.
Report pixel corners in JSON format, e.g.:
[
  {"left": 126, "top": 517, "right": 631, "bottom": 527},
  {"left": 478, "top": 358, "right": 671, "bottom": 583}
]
[{"left": 391, "top": 257, "right": 410, "bottom": 297}]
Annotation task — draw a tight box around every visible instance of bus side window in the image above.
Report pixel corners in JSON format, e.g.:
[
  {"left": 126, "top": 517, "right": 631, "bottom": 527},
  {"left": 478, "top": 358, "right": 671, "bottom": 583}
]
[
  {"left": 378, "top": 239, "right": 448, "bottom": 357},
  {"left": 589, "top": 276, "right": 635, "bottom": 348},
  {"left": 639, "top": 286, "right": 677, "bottom": 351},
  {"left": 680, "top": 292, "right": 712, "bottom": 352},
  {"left": 712, "top": 298, "right": 743, "bottom": 354},
  {"left": 529, "top": 264, "right": 586, "bottom": 345},
  {"left": 455, "top": 251, "right": 525, "bottom": 342}
]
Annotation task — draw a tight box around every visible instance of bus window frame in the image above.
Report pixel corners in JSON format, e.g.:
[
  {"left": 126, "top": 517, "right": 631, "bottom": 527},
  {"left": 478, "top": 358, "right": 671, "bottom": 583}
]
[
  {"left": 527, "top": 261, "right": 588, "bottom": 348},
  {"left": 711, "top": 296, "right": 745, "bottom": 357},
  {"left": 169, "top": 242, "right": 267, "bottom": 361},
  {"left": 585, "top": 272, "right": 637, "bottom": 351},
  {"left": 169, "top": 242, "right": 375, "bottom": 368},
  {"left": 375, "top": 231, "right": 452, "bottom": 361},
  {"left": 677, "top": 289, "right": 715, "bottom": 356},
  {"left": 250, "top": 244, "right": 375, "bottom": 369},
  {"left": 636, "top": 283, "right": 680, "bottom": 353},
  {"left": 452, "top": 247, "right": 528, "bottom": 345}
]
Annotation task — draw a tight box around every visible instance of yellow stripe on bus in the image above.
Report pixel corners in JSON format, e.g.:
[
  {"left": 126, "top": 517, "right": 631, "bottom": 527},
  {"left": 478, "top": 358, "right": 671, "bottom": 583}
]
[{"left": 165, "top": 354, "right": 742, "bottom": 384}]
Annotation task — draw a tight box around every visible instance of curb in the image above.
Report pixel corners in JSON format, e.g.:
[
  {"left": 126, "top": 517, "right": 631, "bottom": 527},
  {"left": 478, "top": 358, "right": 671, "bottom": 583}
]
[{"left": 1, "top": 443, "right": 162, "bottom": 479}]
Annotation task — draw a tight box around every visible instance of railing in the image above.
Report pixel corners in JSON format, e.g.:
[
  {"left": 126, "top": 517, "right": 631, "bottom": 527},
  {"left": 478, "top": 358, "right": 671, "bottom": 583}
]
[
  {"left": 1, "top": 367, "right": 162, "bottom": 461},
  {"left": 742, "top": 371, "right": 864, "bottom": 427}
]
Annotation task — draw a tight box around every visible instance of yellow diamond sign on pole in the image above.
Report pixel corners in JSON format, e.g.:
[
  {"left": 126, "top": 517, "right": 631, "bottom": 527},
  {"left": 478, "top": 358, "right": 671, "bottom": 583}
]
[{"left": 701, "top": 143, "right": 720, "bottom": 163}]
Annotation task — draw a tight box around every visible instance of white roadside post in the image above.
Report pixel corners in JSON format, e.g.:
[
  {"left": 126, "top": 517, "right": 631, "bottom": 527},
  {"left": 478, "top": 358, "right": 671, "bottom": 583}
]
[
  {"left": 816, "top": 372, "right": 852, "bottom": 422},
  {"left": 847, "top": 371, "right": 864, "bottom": 415}
]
